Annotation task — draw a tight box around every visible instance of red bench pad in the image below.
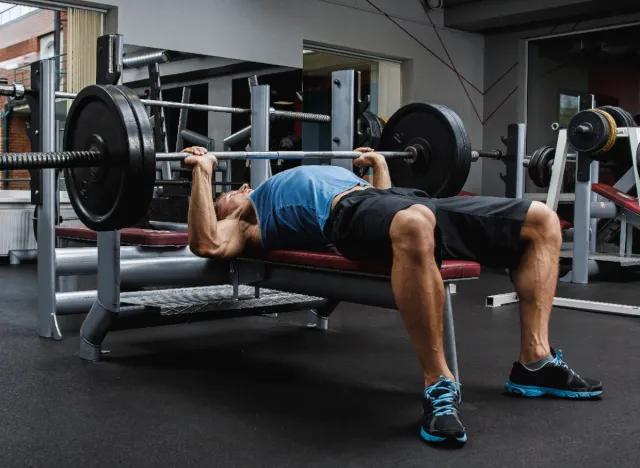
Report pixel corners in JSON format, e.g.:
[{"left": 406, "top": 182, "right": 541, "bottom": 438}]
[
  {"left": 57, "top": 227, "right": 480, "bottom": 280},
  {"left": 243, "top": 249, "right": 480, "bottom": 280},
  {"left": 592, "top": 184, "right": 640, "bottom": 215},
  {"left": 559, "top": 219, "right": 572, "bottom": 230},
  {"left": 55, "top": 226, "right": 189, "bottom": 246}
]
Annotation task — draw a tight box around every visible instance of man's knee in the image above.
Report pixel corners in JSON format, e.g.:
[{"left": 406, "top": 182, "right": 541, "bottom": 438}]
[
  {"left": 389, "top": 205, "right": 436, "bottom": 255},
  {"left": 523, "top": 201, "right": 562, "bottom": 247}
]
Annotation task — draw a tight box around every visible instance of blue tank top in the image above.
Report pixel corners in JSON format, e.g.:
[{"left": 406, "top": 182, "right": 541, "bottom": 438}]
[{"left": 248, "top": 165, "right": 370, "bottom": 250}]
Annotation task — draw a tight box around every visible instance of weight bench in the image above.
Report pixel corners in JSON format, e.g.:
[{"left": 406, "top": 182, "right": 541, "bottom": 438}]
[
  {"left": 55, "top": 226, "right": 480, "bottom": 380},
  {"left": 591, "top": 183, "right": 640, "bottom": 258}
]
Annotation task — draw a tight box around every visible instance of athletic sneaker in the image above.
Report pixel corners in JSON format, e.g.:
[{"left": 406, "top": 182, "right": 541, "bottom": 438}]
[
  {"left": 421, "top": 376, "right": 467, "bottom": 445},
  {"left": 505, "top": 349, "right": 603, "bottom": 399}
]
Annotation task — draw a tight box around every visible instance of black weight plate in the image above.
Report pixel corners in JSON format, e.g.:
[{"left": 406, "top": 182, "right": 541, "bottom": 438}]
[
  {"left": 114, "top": 85, "right": 157, "bottom": 227},
  {"left": 598, "top": 106, "right": 633, "bottom": 165},
  {"left": 537, "top": 146, "right": 555, "bottom": 188},
  {"left": 567, "top": 110, "right": 609, "bottom": 154},
  {"left": 358, "top": 111, "right": 383, "bottom": 150},
  {"left": 64, "top": 84, "right": 143, "bottom": 231},
  {"left": 353, "top": 111, "right": 384, "bottom": 178},
  {"left": 428, "top": 103, "right": 472, "bottom": 196},
  {"left": 527, "top": 146, "right": 545, "bottom": 188},
  {"left": 622, "top": 109, "right": 636, "bottom": 127},
  {"left": 599, "top": 106, "right": 629, "bottom": 128},
  {"left": 381, "top": 103, "right": 471, "bottom": 197}
]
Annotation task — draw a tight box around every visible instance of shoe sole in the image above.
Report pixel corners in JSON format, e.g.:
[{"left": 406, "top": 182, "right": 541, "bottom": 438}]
[
  {"left": 420, "top": 428, "right": 467, "bottom": 445},
  {"left": 505, "top": 381, "right": 602, "bottom": 399}
]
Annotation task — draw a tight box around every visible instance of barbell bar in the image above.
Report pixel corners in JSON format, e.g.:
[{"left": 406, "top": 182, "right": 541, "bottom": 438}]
[
  {"left": 0, "top": 84, "right": 332, "bottom": 124},
  {"left": 156, "top": 149, "right": 419, "bottom": 162},
  {"left": 0, "top": 149, "right": 418, "bottom": 170},
  {"left": 56, "top": 91, "right": 332, "bottom": 124}
]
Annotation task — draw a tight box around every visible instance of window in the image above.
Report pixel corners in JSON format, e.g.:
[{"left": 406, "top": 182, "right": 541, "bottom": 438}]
[
  {"left": 0, "top": 3, "right": 37, "bottom": 26},
  {"left": 558, "top": 93, "right": 580, "bottom": 126}
]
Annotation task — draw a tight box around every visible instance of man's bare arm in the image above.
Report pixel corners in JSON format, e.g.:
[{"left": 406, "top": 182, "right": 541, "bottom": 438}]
[
  {"left": 184, "top": 150, "right": 247, "bottom": 259},
  {"left": 353, "top": 148, "right": 392, "bottom": 190},
  {"left": 370, "top": 156, "right": 392, "bottom": 190}
]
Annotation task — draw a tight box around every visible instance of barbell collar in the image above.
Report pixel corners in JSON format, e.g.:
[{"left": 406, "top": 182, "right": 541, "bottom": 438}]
[{"left": 471, "top": 149, "right": 503, "bottom": 162}]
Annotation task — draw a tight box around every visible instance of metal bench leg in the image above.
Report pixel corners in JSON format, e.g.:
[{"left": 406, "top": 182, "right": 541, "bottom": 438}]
[
  {"left": 443, "top": 283, "right": 460, "bottom": 383},
  {"left": 307, "top": 299, "right": 340, "bottom": 330},
  {"left": 307, "top": 310, "right": 328, "bottom": 329},
  {"left": 79, "top": 300, "right": 115, "bottom": 361},
  {"left": 79, "top": 231, "right": 120, "bottom": 362}
]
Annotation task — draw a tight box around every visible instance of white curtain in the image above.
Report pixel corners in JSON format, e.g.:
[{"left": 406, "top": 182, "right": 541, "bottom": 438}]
[
  {"left": 372, "top": 60, "right": 402, "bottom": 120},
  {"left": 67, "top": 7, "right": 104, "bottom": 93}
]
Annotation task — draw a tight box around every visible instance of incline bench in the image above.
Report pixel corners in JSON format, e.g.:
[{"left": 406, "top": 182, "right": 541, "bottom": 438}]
[
  {"left": 592, "top": 183, "right": 640, "bottom": 259},
  {"left": 56, "top": 226, "right": 481, "bottom": 379}
]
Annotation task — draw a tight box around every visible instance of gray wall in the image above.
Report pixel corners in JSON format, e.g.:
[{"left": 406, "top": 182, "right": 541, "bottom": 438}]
[
  {"left": 482, "top": 12, "right": 640, "bottom": 196},
  {"left": 87, "top": 0, "right": 487, "bottom": 192}
]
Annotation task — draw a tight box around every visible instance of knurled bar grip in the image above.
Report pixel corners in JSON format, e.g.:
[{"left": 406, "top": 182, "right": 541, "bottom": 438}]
[
  {"left": 269, "top": 109, "right": 331, "bottom": 123},
  {"left": 0, "top": 151, "right": 101, "bottom": 169}
]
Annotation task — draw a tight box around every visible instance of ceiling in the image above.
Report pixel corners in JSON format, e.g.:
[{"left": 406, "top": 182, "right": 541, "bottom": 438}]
[
  {"left": 535, "top": 24, "right": 640, "bottom": 65},
  {"left": 441, "top": 0, "right": 640, "bottom": 33}
]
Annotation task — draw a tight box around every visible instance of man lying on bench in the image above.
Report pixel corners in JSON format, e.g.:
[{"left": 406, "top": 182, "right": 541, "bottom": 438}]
[{"left": 182, "top": 146, "right": 602, "bottom": 447}]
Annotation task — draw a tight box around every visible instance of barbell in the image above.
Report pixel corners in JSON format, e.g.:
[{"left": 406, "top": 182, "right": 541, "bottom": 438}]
[
  {"left": 2, "top": 86, "right": 332, "bottom": 125},
  {"left": 567, "top": 105, "right": 636, "bottom": 161},
  {"left": 474, "top": 145, "right": 571, "bottom": 189},
  {"left": 0, "top": 83, "right": 582, "bottom": 230},
  {"left": 0, "top": 84, "right": 486, "bottom": 230}
]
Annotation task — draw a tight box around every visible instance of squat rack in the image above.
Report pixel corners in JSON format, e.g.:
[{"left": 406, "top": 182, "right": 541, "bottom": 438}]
[
  {"left": 29, "top": 35, "right": 366, "bottom": 341},
  {"left": 486, "top": 96, "right": 640, "bottom": 316}
]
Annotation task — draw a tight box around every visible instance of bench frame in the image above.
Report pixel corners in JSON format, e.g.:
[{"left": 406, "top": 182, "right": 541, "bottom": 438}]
[{"left": 73, "top": 245, "right": 472, "bottom": 381}]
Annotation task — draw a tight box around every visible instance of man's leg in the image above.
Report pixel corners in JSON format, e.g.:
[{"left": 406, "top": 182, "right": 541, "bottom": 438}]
[
  {"left": 388, "top": 205, "right": 465, "bottom": 445},
  {"left": 512, "top": 201, "right": 561, "bottom": 363},
  {"left": 424, "top": 195, "right": 602, "bottom": 399},
  {"left": 389, "top": 205, "right": 454, "bottom": 385},
  {"left": 506, "top": 201, "right": 603, "bottom": 398},
  {"left": 327, "top": 189, "right": 467, "bottom": 445}
]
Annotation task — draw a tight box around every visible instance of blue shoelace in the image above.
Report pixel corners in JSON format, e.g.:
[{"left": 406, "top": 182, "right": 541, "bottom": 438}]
[
  {"left": 550, "top": 350, "right": 579, "bottom": 377},
  {"left": 552, "top": 350, "right": 569, "bottom": 369},
  {"left": 424, "top": 376, "right": 461, "bottom": 417}
]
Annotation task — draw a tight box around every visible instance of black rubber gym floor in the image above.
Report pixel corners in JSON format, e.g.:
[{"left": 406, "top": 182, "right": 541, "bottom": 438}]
[{"left": 1, "top": 265, "right": 639, "bottom": 468}]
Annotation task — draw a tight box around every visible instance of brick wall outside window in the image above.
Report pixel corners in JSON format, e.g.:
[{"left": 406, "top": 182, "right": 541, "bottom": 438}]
[{"left": 0, "top": 9, "right": 67, "bottom": 189}]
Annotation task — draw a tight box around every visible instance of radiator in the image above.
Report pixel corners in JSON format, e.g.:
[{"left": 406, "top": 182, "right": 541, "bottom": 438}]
[
  {"left": 0, "top": 208, "right": 36, "bottom": 254},
  {"left": 0, "top": 202, "right": 80, "bottom": 256}
]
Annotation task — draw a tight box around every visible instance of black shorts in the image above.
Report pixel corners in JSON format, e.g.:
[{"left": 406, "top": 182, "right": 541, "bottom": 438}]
[{"left": 323, "top": 187, "right": 532, "bottom": 268}]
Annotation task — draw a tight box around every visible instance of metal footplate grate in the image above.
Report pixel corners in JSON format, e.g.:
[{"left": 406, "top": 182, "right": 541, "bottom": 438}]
[
  {"left": 559, "top": 250, "right": 640, "bottom": 266},
  {"left": 120, "top": 285, "right": 323, "bottom": 316}
]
